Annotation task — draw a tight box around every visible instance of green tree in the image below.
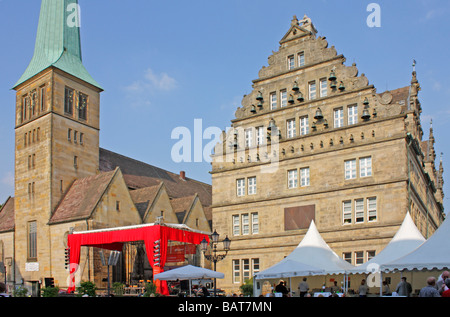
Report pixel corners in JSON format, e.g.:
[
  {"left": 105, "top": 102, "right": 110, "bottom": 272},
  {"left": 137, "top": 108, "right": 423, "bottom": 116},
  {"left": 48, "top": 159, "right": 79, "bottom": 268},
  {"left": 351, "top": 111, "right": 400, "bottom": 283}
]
[
  {"left": 76, "top": 281, "right": 97, "bottom": 297},
  {"left": 240, "top": 278, "right": 253, "bottom": 296}
]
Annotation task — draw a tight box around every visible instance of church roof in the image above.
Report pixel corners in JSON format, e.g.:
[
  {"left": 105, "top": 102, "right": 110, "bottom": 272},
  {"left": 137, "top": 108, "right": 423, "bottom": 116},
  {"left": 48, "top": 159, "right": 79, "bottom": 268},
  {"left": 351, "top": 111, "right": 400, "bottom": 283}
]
[
  {"left": 99, "top": 148, "right": 212, "bottom": 207},
  {"left": 13, "top": 0, "right": 102, "bottom": 90},
  {"left": 0, "top": 197, "right": 15, "bottom": 232},
  {"left": 49, "top": 169, "right": 117, "bottom": 224}
]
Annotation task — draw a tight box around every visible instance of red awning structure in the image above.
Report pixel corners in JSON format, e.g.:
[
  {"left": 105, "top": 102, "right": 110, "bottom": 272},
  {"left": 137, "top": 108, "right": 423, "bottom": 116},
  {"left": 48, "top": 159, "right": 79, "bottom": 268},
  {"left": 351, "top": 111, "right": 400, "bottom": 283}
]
[{"left": 67, "top": 223, "right": 210, "bottom": 295}]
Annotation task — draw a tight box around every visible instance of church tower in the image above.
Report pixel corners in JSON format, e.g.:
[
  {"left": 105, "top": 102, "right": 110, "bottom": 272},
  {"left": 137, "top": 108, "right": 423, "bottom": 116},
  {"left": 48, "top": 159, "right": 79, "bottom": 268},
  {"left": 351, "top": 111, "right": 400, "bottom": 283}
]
[{"left": 12, "top": 0, "right": 102, "bottom": 286}]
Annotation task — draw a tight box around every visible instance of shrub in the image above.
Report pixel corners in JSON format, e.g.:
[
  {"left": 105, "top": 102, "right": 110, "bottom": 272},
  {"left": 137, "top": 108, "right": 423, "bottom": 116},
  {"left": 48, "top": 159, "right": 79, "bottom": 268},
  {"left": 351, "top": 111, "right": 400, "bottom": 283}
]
[
  {"left": 240, "top": 278, "right": 253, "bottom": 296},
  {"left": 143, "top": 282, "right": 157, "bottom": 297},
  {"left": 41, "top": 286, "right": 60, "bottom": 297},
  {"left": 76, "top": 281, "right": 97, "bottom": 297},
  {"left": 112, "top": 282, "right": 124, "bottom": 296}
]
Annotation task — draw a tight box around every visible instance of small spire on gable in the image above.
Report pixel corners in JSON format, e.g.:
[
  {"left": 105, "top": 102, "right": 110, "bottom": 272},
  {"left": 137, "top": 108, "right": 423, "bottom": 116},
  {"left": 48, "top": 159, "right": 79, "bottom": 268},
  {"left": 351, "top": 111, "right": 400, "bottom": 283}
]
[{"left": 280, "top": 14, "right": 317, "bottom": 44}]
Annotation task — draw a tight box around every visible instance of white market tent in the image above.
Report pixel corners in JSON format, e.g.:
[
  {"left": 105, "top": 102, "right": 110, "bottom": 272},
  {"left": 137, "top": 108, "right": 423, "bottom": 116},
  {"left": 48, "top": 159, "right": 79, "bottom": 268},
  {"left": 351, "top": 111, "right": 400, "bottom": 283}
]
[
  {"left": 255, "top": 220, "right": 353, "bottom": 280},
  {"left": 381, "top": 214, "right": 450, "bottom": 272},
  {"left": 349, "top": 212, "right": 426, "bottom": 274},
  {"left": 153, "top": 265, "right": 224, "bottom": 296},
  {"left": 154, "top": 265, "right": 224, "bottom": 280}
]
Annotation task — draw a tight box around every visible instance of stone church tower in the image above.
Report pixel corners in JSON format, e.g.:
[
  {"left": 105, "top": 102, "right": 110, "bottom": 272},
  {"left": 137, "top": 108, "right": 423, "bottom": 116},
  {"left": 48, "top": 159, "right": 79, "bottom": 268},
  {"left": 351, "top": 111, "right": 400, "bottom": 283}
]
[{"left": 11, "top": 0, "right": 102, "bottom": 291}]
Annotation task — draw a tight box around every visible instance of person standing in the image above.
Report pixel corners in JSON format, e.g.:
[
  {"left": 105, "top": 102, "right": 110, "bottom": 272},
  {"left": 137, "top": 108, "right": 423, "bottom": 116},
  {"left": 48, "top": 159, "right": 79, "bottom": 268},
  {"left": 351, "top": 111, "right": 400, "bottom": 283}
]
[
  {"left": 419, "top": 277, "right": 440, "bottom": 297},
  {"left": 358, "top": 279, "right": 369, "bottom": 297},
  {"left": 395, "top": 277, "right": 412, "bottom": 297},
  {"left": 298, "top": 278, "right": 309, "bottom": 297}
]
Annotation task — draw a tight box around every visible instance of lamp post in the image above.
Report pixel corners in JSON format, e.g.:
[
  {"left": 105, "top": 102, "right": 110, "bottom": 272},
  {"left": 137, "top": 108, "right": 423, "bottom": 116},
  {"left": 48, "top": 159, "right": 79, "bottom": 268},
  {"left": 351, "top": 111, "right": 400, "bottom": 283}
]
[{"left": 200, "top": 230, "right": 231, "bottom": 297}]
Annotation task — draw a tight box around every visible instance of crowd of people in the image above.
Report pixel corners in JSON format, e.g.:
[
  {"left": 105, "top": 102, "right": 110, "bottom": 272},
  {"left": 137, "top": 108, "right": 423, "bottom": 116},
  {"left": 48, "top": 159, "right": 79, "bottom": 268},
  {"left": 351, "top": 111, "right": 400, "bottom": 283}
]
[{"left": 267, "top": 271, "right": 450, "bottom": 297}]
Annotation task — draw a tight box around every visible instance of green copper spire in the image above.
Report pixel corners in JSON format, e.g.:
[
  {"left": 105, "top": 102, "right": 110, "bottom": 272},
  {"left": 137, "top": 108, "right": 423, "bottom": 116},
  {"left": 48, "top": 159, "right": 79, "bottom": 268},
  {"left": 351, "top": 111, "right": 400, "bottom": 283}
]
[{"left": 14, "top": 0, "right": 102, "bottom": 90}]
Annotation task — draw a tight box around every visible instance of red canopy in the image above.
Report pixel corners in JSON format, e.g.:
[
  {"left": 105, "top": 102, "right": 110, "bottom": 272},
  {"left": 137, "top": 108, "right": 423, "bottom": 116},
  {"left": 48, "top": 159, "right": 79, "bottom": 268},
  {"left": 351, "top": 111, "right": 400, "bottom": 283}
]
[{"left": 67, "top": 224, "right": 209, "bottom": 295}]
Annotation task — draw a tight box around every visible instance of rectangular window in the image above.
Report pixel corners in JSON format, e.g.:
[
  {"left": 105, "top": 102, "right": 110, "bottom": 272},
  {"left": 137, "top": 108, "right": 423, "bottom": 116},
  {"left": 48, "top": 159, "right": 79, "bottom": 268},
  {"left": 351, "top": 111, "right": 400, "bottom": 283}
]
[
  {"left": 334, "top": 108, "right": 344, "bottom": 128},
  {"left": 298, "top": 52, "right": 305, "bottom": 67},
  {"left": 68, "top": 128, "right": 72, "bottom": 141},
  {"left": 300, "top": 167, "right": 310, "bottom": 187},
  {"left": 280, "top": 90, "right": 287, "bottom": 108},
  {"left": 252, "top": 258, "right": 260, "bottom": 275},
  {"left": 233, "top": 260, "right": 240, "bottom": 284},
  {"left": 74, "top": 156, "right": 78, "bottom": 168},
  {"left": 355, "top": 251, "right": 364, "bottom": 265},
  {"left": 299, "top": 116, "right": 309, "bottom": 135},
  {"left": 360, "top": 157, "right": 372, "bottom": 177},
  {"left": 270, "top": 92, "right": 277, "bottom": 110},
  {"left": 252, "top": 213, "right": 259, "bottom": 234},
  {"left": 78, "top": 92, "right": 88, "bottom": 120},
  {"left": 343, "top": 201, "right": 352, "bottom": 224},
  {"left": 80, "top": 133, "right": 84, "bottom": 145},
  {"left": 288, "top": 169, "right": 298, "bottom": 189},
  {"left": 343, "top": 252, "right": 352, "bottom": 264},
  {"left": 236, "top": 178, "right": 245, "bottom": 197},
  {"left": 22, "top": 96, "right": 28, "bottom": 121},
  {"left": 232, "top": 215, "right": 240, "bottom": 236},
  {"left": 242, "top": 259, "right": 250, "bottom": 281},
  {"left": 242, "top": 214, "right": 249, "bottom": 235},
  {"left": 345, "top": 159, "right": 356, "bottom": 180},
  {"left": 367, "top": 251, "right": 376, "bottom": 261},
  {"left": 287, "top": 119, "right": 296, "bottom": 138},
  {"left": 348, "top": 105, "right": 358, "bottom": 125},
  {"left": 64, "top": 87, "right": 74, "bottom": 115},
  {"left": 256, "top": 126, "right": 264, "bottom": 146},
  {"left": 245, "top": 128, "right": 253, "bottom": 148},
  {"left": 248, "top": 177, "right": 257, "bottom": 195},
  {"left": 367, "top": 197, "right": 377, "bottom": 222},
  {"left": 355, "top": 199, "right": 364, "bottom": 223},
  {"left": 320, "top": 78, "right": 327, "bottom": 97},
  {"left": 40, "top": 86, "right": 46, "bottom": 112},
  {"left": 28, "top": 221, "right": 37, "bottom": 260},
  {"left": 288, "top": 55, "right": 295, "bottom": 70},
  {"left": 308, "top": 81, "right": 316, "bottom": 100}
]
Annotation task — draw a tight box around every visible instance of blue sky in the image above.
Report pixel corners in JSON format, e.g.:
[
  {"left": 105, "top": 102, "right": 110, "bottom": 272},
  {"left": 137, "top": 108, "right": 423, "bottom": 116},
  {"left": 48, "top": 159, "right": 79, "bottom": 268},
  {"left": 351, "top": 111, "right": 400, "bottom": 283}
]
[{"left": 0, "top": 0, "right": 449, "bottom": 214}]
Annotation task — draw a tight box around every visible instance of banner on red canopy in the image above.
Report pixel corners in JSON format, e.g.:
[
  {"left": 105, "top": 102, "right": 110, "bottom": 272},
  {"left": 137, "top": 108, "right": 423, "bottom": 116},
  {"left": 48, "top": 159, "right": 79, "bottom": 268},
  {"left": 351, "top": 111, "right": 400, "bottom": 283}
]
[{"left": 66, "top": 224, "right": 209, "bottom": 295}]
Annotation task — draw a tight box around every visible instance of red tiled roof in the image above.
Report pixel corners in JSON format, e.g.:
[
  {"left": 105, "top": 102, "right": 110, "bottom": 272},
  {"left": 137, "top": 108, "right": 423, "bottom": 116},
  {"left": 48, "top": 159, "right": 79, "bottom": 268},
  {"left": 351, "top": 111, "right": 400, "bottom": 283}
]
[
  {"left": 49, "top": 169, "right": 118, "bottom": 224},
  {"left": 99, "top": 148, "right": 212, "bottom": 207},
  {"left": 0, "top": 197, "right": 15, "bottom": 232}
]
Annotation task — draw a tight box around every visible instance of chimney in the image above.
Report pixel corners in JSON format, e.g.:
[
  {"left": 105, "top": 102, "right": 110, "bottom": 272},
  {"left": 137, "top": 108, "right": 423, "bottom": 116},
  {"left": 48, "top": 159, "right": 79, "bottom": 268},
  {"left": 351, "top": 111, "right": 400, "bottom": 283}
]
[{"left": 180, "top": 171, "right": 186, "bottom": 180}]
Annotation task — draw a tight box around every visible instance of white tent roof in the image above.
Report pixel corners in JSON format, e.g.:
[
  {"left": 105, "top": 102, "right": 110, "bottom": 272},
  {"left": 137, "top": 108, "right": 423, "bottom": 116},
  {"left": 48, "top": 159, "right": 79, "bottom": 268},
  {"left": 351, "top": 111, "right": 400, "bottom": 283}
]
[
  {"left": 382, "top": 214, "right": 450, "bottom": 272},
  {"left": 256, "top": 220, "right": 354, "bottom": 279},
  {"left": 254, "top": 259, "right": 324, "bottom": 279},
  {"left": 153, "top": 265, "right": 224, "bottom": 281},
  {"left": 349, "top": 212, "right": 425, "bottom": 274}
]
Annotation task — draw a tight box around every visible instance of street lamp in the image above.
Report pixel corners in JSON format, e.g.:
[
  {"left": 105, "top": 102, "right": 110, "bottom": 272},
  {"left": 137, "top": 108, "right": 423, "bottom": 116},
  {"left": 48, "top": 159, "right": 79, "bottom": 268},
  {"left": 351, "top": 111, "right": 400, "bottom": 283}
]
[{"left": 200, "top": 230, "right": 231, "bottom": 297}]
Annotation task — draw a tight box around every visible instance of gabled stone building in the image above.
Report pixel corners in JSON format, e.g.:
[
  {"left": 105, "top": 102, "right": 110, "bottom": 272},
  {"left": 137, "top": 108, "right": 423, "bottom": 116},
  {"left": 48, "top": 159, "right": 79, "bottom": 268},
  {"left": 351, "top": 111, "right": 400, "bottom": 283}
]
[
  {"left": 0, "top": 0, "right": 211, "bottom": 295},
  {"left": 211, "top": 15, "right": 445, "bottom": 293}
]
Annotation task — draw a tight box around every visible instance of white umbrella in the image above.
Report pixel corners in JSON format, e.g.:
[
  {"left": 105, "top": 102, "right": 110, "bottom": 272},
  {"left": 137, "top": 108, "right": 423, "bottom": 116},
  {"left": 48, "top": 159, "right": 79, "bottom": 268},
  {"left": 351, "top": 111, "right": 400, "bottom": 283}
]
[{"left": 154, "top": 265, "right": 224, "bottom": 296}]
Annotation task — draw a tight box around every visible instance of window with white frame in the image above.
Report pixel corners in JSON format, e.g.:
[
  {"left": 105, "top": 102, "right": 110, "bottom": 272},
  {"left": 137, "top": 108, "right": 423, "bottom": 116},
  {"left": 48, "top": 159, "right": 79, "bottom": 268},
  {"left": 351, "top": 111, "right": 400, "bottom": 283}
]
[
  {"left": 242, "top": 259, "right": 250, "bottom": 281},
  {"left": 232, "top": 215, "right": 240, "bottom": 236},
  {"left": 343, "top": 200, "right": 352, "bottom": 224},
  {"left": 245, "top": 128, "right": 253, "bottom": 148},
  {"left": 233, "top": 260, "right": 240, "bottom": 283},
  {"left": 298, "top": 52, "right": 305, "bottom": 67},
  {"left": 367, "top": 197, "right": 377, "bottom": 222},
  {"left": 343, "top": 252, "right": 352, "bottom": 264},
  {"left": 355, "top": 251, "right": 364, "bottom": 265},
  {"left": 348, "top": 105, "right": 358, "bottom": 125},
  {"left": 287, "top": 119, "right": 296, "bottom": 138},
  {"left": 248, "top": 177, "right": 257, "bottom": 195},
  {"left": 288, "top": 55, "right": 295, "bottom": 70},
  {"left": 320, "top": 78, "right": 327, "bottom": 97},
  {"left": 309, "top": 81, "right": 316, "bottom": 100},
  {"left": 252, "top": 213, "right": 259, "bottom": 234},
  {"left": 256, "top": 126, "right": 264, "bottom": 146},
  {"left": 345, "top": 159, "right": 356, "bottom": 180},
  {"left": 334, "top": 108, "right": 344, "bottom": 128},
  {"left": 236, "top": 178, "right": 245, "bottom": 197},
  {"left": 270, "top": 92, "right": 277, "bottom": 110},
  {"left": 360, "top": 157, "right": 372, "bottom": 177},
  {"left": 300, "top": 167, "right": 310, "bottom": 187},
  {"left": 242, "top": 214, "right": 250, "bottom": 235},
  {"left": 288, "top": 169, "right": 298, "bottom": 189},
  {"left": 299, "top": 116, "right": 309, "bottom": 135},
  {"left": 280, "top": 90, "right": 287, "bottom": 108},
  {"left": 355, "top": 199, "right": 364, "bottom": 223},
  {"left": 367, "top": 251, "right": 376, "bottom": 261}
]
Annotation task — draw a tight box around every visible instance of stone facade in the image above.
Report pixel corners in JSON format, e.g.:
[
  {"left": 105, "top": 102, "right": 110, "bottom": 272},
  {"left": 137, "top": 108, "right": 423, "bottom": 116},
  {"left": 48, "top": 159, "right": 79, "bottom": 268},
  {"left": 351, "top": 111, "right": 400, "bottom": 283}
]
[{"left": 211, "top": 16, "right": 445, "bottom": 294}]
